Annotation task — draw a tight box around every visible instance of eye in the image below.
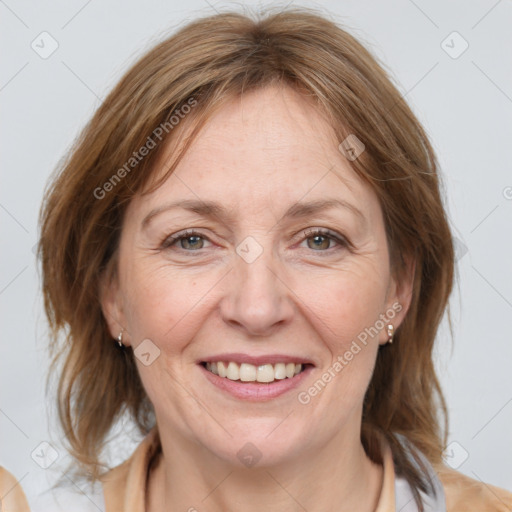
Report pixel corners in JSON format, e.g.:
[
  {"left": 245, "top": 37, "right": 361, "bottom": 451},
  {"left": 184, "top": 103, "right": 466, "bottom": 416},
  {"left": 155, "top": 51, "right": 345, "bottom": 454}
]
[
  {"left": 299, "top": 228, "right": 348, "bottom": 252},
  {"left": 161, "top": 228, "right": 349, "bottom": 253},
  {"left": 162, "top": 230, "right": 212, "bottom": 251}
]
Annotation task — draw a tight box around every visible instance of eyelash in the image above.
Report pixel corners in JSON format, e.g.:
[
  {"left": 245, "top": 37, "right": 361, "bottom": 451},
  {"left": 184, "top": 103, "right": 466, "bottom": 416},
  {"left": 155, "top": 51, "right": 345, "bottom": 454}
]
[{"left": 161, "top": 228, "right": 349, "bottom": 254}]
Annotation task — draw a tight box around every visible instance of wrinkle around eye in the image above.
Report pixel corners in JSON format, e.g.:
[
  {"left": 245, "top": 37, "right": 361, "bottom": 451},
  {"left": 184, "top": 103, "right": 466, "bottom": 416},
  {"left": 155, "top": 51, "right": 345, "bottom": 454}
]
[{"left": 141, "top": 218, "right": 372, "bottom": 259}]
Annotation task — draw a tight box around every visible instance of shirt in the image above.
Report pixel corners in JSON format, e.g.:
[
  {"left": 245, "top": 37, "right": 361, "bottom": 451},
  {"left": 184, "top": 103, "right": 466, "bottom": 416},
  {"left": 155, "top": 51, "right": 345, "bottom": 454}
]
[{"left": 2, "top": 427, "right": 512, "bottom": 511}]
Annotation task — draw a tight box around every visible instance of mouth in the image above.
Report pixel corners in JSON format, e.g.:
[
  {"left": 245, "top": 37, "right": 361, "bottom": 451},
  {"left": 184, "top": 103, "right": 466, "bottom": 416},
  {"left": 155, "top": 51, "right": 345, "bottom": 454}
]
[
  {"left": 201, "top": 361, "right": 311, "bottom": 383},
  {"left": 198, "top": 357, "right": 315, "bottom": 401}
]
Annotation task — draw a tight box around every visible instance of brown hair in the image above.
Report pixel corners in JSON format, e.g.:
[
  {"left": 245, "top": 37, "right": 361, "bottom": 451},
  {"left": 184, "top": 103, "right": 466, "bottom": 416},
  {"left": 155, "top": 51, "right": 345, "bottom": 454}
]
[{"left": 38, "top": 6, "right": 454, "bottom": 509}]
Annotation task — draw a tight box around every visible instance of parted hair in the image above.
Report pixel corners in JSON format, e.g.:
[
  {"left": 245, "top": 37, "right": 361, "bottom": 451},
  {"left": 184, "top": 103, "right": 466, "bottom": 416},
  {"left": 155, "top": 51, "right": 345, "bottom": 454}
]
[{"left": 38, "top": 7, "right": 454, "bottom": 510}]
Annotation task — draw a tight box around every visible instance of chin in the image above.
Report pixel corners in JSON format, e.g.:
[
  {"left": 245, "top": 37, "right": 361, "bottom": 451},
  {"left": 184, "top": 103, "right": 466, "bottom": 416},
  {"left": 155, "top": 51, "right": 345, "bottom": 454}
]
[{"left": 198, "top": 420, "right": 312, "bottom": 469}]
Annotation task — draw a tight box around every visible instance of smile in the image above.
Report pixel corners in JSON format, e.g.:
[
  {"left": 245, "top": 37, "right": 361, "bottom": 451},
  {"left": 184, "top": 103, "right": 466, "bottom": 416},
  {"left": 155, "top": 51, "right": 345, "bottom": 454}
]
[
  {"left": 203, "top": 361, "right": 307, "bottom": 383},
  {"left": 198, "top": 353, "right": 315, "bottom": 400}
]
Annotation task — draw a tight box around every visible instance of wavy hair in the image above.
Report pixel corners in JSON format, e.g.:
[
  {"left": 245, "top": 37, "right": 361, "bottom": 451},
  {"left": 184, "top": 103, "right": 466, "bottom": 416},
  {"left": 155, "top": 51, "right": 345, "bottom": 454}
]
[{"left": 38, "top": 7, "right": 454, "bottom": 510}]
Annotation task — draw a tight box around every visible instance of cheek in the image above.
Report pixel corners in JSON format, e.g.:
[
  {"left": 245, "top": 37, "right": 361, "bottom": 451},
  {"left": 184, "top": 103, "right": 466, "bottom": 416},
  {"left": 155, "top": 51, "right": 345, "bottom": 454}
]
[
  {"left": 299, "top": 262, "right": 389, "bottom": 350},
  {"left": 299, "top": 270, "right": 385, "bottom": 410},
  {"left": 120, "top": 259, "right": 216, "bottom": 349}
]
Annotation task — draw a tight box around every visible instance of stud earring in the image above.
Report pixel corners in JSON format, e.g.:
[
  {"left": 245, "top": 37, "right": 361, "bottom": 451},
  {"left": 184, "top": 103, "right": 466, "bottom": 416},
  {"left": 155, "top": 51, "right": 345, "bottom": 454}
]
[
  {"left": 116, "top": 329, "right": 124, "bottom": 348},
  {"left": 386, "top": 324, "right": 394, "bottom": 344}
]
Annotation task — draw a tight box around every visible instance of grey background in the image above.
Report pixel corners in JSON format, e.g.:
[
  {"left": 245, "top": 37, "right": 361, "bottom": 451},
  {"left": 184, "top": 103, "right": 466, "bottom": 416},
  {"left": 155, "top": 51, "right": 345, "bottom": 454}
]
[{"left": 1, "top": 0, "right": 511, "bottom": 503}]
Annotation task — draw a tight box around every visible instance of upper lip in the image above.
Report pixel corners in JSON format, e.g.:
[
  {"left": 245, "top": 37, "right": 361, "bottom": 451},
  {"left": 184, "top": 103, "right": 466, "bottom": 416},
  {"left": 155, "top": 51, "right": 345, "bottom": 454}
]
[{"left": 199, "top": 353, "right": 315, "bottom": 366}]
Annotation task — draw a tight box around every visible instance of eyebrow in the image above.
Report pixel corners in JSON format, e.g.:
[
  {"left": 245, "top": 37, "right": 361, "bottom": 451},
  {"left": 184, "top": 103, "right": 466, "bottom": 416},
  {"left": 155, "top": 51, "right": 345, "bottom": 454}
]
[{"left": 141, "top": 198, "right": 366, "bottom": 230}]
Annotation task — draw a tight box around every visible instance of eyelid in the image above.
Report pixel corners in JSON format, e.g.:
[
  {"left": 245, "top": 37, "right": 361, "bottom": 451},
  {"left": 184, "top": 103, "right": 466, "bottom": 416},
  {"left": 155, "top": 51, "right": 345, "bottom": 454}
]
[
  {"left": 297, "top": 227, "right": 351, "bottom": 250},
  {"left": 161, "top": 227, "right": 351, "bottom": 252},
  {"left": 161, "top": 229, "right": 214, "bottom": 249}
]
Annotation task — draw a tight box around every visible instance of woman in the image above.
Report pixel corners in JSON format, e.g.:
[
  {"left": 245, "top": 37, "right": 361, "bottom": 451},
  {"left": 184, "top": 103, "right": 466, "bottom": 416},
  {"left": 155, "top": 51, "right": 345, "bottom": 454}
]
[{"left": 1, "top": 7, "right": 511, "bottom": 512}]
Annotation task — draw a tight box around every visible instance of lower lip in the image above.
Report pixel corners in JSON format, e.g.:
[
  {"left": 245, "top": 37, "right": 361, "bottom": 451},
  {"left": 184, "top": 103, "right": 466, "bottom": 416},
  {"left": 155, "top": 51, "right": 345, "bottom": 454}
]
[{"left": 199, "top": 364, "right": 314, "bottom": 401}]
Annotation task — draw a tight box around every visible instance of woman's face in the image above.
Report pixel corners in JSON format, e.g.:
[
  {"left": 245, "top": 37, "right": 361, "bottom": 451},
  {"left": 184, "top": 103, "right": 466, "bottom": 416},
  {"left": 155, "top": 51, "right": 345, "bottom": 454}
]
[{"left": 102, "top": 85, "right": 413, "bottom": 468}]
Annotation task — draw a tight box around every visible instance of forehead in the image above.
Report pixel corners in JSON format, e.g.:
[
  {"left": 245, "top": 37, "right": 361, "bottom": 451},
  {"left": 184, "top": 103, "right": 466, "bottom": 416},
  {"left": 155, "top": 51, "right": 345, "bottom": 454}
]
[
  {"left": 167, "top": 86, "right": 354, "bottom": 184},
  {"left": 131, "top": 85, "right": 379, "bottom": 224}
]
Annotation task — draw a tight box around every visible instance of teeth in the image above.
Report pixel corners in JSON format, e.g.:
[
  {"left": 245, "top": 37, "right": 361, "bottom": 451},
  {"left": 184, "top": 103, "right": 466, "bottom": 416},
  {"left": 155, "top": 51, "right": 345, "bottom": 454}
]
[
  {"left": 217, "top": 361, "right": 227, "bottom": 378},
  {"left": 205, "top": 361, "right": 305, "bottom": 383},
  {"left": 285, "top": 363, "right": 295, "bottom": 378},
  {"left": 274, "top": 363, "right": 287, "bottom": 380},
  {"left": 226, "top": 361, "right": 240, "bottom": 380},
  {"left": 240, "top": 363, "right": 257, "bottom": 382},
  {"left": 257, "top": 364, "right": 274, "bottom": 383}
]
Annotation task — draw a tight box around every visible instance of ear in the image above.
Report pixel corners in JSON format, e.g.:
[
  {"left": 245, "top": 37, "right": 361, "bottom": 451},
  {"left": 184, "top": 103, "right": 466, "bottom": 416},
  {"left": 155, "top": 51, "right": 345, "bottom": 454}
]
[
  {"left": 99, "top": 260, "right": 130, "bottom": 346},
  {"left": 379, "top": 253, "right": 416, "bottom": 345}
]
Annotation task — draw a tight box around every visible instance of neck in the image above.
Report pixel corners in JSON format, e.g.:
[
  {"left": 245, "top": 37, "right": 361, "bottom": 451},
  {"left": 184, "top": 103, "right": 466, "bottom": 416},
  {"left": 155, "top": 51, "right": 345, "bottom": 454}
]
[{"left": 147, "top": 425, "right": 384, "bottom": 512}]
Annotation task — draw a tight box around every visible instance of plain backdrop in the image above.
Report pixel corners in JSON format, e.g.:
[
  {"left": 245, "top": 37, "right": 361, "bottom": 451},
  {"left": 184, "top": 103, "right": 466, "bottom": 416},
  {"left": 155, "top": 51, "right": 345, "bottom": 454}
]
[{"left": 1, "top": 0, "right": 511, "bottom": 503}]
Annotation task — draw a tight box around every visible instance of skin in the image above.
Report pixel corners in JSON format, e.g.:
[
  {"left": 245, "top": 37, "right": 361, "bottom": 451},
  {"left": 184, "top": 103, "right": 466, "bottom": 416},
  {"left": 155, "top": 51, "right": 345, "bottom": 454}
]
[{"left": 101, "top": 84, "right": 414, "bottom": 512}]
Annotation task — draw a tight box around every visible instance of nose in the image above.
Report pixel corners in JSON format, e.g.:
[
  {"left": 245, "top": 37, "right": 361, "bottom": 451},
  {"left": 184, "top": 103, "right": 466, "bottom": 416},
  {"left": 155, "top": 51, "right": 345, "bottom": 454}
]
[{"left": 220, "top": 245, "right": 295, "bottom": 337}]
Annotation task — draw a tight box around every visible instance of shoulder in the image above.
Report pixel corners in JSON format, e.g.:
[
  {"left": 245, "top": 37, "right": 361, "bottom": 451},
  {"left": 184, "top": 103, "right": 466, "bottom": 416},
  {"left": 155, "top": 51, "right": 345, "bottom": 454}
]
[
  {"left": 101, "top": 427, "right": 161, "bottom": 510},
  {"left": 1, "top": 430, "right": 157, "bottom": 512},
  {"left": 0, "top": 465, "right": 30, "bottom": 511},
  {"left": 391, "top": 433, "right": 512, "bottom": 511},
  {"left": 435, "top": 464, "right": 512, "bottom": 512}
]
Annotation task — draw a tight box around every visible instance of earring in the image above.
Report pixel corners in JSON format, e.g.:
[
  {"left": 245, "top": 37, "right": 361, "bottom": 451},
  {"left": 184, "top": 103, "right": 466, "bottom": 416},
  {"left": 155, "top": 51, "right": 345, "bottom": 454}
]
[
  {"left": 116, "top": 329, "right": 124, "bottom": 348},
  {"left": 386, "top": 324, "right": 394, "bottom": 344}
]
